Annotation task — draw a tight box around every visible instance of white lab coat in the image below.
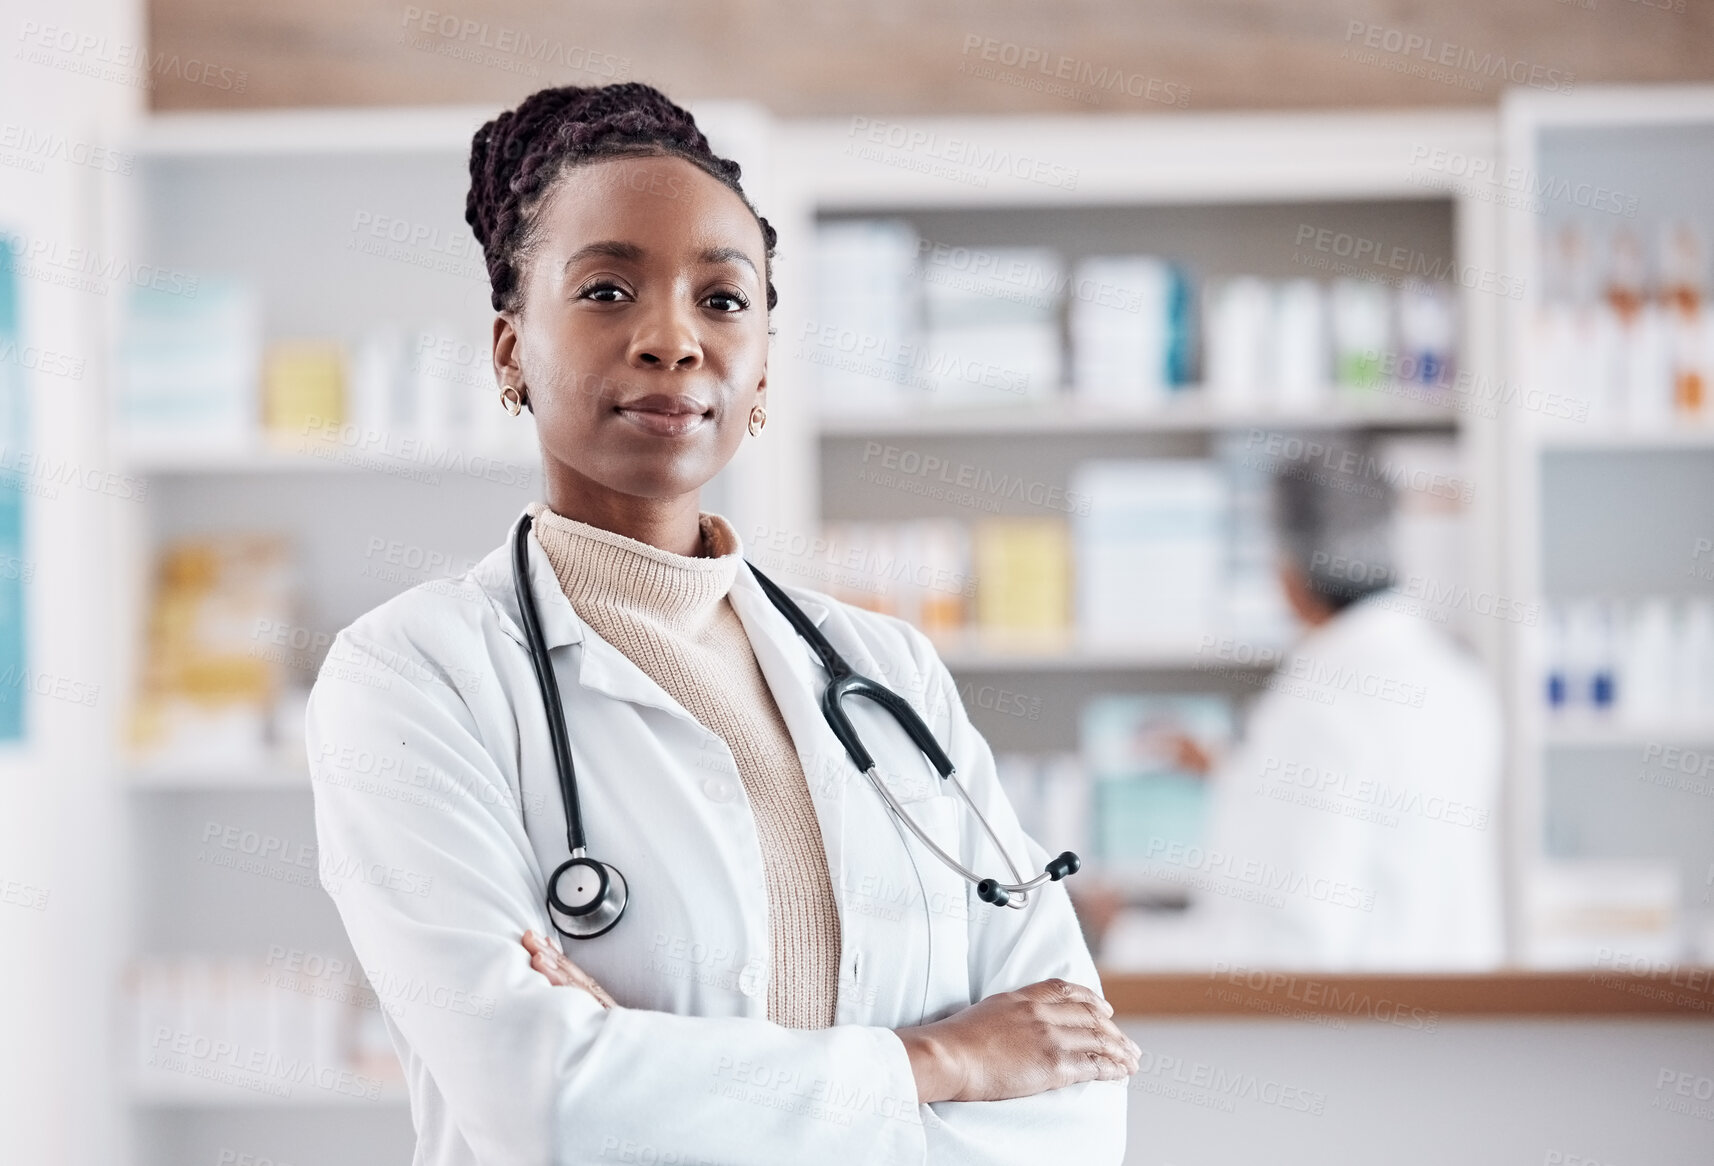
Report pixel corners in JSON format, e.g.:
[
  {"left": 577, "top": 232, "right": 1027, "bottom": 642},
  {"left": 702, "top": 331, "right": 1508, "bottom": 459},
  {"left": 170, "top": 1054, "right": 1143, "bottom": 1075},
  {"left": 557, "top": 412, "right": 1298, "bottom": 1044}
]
[
  {"left": 303, "top": 507, "right": 1126, "bottom": 1166},
  {"left": 1108, "top": 591, "right": 1505, "bottom": 971}
]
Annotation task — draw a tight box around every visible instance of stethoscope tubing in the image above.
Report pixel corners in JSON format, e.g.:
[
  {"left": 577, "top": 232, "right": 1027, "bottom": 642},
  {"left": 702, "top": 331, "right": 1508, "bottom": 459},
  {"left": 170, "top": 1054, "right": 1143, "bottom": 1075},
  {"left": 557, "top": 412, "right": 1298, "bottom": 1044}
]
[
  {"left": 859, "top": 762, "right": 1040, "bottom": 907},
  {"left": 514, "top": 514, "right": 589, "bottom": 856},
  {"left": 511, "top": 512, "right": 1072, "bottom": 932}
]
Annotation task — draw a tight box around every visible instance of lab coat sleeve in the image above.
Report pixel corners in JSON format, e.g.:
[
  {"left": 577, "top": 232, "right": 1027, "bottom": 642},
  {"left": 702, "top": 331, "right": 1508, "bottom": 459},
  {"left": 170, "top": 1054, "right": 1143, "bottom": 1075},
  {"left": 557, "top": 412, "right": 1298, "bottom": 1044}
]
[
  {"left": 901, "top": 627, "right": 1129, "bottom": 1166},
  {"left": 306, "top": 627, "right": 931, "bottom": 1166}
]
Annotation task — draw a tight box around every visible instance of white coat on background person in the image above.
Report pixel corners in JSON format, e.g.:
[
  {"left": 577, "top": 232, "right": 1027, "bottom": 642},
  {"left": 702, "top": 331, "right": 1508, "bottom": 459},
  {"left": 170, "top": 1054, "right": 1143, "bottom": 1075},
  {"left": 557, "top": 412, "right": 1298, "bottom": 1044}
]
[
  {"left": 1104, "top": 440, "right": 1504, "bottom": 971},
  {"left": 1186, "top": 588, "right": 1505, "bottom": 969},
  {"left": 303, "top": 507, "right": 1128, "bottom": 1166}
]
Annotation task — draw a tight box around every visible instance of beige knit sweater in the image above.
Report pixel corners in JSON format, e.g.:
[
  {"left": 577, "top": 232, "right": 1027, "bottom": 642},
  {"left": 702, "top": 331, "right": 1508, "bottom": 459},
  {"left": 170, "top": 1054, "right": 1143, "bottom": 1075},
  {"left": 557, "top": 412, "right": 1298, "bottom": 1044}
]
[{"left": 525, "top": 500, "right": 841, "bottom": 1030}]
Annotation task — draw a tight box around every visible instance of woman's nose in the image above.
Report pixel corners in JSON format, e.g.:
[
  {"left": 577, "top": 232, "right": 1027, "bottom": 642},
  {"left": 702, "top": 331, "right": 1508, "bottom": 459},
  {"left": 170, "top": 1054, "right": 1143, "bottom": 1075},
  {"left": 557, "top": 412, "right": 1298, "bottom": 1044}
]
[{"left": 627, "top": 303, "right": 702, "bottom": 370}]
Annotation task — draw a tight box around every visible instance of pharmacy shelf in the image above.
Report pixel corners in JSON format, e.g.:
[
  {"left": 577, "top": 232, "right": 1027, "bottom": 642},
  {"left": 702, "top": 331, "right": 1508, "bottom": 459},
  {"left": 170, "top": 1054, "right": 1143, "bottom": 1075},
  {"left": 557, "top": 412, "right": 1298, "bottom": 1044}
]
[
  {"left": 930, "top": 632, "right": 1279, "bottom": 672},
  {"left": 1527, "top": 427, "right": 1714, "bottom": 452},
  {"left": 129, "top": 1070, "right": 410, "bottom": 1108},
  {"left": 783, "top": 110, "right": 1494, "bottom": 208},
  {"left": 114, "top": 438, "right": 542, "bottom": 478},
  {"left": 817, "top": 391, "right": 1458, "bottom": 437},
  {"left": 117, "top": 443, "right": 378, "bottom": 476},
  {"left": 125, "top": 757, "right": 310, "bottom": 791},
  {"left": 128, "top": 105, "right": 496, "bottom": 156},
  {"left": 1499, "top": 85, "right": 1714, "bottom": 969},
  {"left": 1543, "top": 721, "right": 1714, "bottom": 749}
]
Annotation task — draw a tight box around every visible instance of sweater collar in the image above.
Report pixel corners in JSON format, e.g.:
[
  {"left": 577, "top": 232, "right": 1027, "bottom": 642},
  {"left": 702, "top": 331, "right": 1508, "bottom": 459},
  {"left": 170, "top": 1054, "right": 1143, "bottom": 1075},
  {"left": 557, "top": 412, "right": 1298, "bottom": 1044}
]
[
  {"left": 479, "top": 507, "right": 835, "bottom": 659},
  {"left": 524, "top": 500, "right": 741, "bottom": 630},
  {"left": 477, "top": 507, "right": 853, "bottom": 725}
]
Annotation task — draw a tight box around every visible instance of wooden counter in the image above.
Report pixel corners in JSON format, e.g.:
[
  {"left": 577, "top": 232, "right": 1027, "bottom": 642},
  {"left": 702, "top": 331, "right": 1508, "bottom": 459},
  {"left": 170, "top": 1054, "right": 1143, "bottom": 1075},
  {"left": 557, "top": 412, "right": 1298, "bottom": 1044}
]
[{"left": 1099, "top": 967, "right": 1714, "bottom": 1018}]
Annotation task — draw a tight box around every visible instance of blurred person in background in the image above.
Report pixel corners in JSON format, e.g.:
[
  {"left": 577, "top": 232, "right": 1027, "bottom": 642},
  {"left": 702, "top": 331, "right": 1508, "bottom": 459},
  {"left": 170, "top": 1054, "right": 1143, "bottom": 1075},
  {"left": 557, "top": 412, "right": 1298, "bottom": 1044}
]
[{"left": 1101, "top": 437, "right": 1505, "bottom": 970}]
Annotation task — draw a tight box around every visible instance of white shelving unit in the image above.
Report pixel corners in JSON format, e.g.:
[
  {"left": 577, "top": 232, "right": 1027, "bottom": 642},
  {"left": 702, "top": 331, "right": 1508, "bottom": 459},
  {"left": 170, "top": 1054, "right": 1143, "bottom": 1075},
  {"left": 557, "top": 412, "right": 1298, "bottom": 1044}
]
[
  {"left": 1500, "top": 85, "right": 1714, "bottom": 968},
  {"left": 759, "top": 110, "right": 1510, "bottom": 913},
  {"left": 769, "top": 110, "right": 1505, "bottom": 743},
  {"left": 815, "top": 393, "right": 1458, "bottom": 437}
]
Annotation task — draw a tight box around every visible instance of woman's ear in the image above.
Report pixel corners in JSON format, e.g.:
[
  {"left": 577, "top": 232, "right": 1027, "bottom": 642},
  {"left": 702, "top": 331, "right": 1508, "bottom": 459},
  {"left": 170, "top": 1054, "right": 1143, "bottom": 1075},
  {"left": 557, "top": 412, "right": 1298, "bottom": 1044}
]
[{"left": 492, "top": 312, "right": 524, "bottom": 396}]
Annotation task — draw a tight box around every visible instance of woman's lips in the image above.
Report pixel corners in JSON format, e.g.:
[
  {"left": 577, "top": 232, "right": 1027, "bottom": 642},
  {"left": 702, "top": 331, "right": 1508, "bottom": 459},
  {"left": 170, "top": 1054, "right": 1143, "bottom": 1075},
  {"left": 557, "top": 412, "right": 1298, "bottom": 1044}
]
[{"left": 615, "top": 405, "right": 711, "bottom": 437}]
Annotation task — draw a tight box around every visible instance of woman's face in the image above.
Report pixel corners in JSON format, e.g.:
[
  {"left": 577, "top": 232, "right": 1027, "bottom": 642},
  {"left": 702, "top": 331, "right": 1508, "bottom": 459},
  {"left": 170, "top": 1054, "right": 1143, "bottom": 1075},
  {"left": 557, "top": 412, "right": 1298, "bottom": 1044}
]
[{"left": 493, "top": 153, "right": 769, "bottom": 508}]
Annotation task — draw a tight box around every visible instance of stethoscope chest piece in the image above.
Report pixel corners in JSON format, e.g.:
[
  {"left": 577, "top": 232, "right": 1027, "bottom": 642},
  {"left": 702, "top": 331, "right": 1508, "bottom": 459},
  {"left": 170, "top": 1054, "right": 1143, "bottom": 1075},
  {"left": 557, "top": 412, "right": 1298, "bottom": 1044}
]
[{"left": 547, "top": 854, "right": 628, "bottom": 940}]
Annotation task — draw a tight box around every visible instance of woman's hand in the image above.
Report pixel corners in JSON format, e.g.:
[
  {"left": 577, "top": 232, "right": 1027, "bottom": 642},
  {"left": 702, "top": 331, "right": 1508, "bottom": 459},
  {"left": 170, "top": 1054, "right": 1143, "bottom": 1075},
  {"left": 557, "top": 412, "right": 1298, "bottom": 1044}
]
[
  {"left": 521, "top": 929, "right": 617, "bottom": 1009},
  {"left": 895, "top": 978, "right": 1140, "bottom": 1104}
]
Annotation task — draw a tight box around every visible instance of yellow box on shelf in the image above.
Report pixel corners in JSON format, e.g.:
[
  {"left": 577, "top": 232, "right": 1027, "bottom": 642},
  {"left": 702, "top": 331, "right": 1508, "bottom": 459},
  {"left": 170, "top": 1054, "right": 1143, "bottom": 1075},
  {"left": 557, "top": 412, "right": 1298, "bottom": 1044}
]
[
  {"left": 128, "top": 534, "right": 298, "bottom": 773},
  {"left": 972, "top": 516, "right": 1072, "bottom": 652},
  {"left": 264, "top": 340, "right": 345, "bottom": 437}
]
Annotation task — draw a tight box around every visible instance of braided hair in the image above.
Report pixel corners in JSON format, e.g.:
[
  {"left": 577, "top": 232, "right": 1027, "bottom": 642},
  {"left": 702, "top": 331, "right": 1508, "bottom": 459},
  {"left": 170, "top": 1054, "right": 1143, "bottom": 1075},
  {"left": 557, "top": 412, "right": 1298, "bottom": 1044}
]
[{"left": 466, "top": 82, "right": 777, "bottom": 315}]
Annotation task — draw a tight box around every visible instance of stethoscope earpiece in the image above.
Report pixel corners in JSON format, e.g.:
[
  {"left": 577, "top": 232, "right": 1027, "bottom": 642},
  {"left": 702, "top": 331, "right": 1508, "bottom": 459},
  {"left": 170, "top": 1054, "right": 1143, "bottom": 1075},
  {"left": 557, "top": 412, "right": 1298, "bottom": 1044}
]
[{"left": 1048, "top": 851, "right": 1081, "bottom": 879}]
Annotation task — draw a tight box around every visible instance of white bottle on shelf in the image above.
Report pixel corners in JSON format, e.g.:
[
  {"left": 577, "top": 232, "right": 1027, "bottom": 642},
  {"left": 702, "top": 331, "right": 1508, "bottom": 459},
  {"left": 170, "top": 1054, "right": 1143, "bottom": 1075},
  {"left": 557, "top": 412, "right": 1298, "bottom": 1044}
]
[
  {"left": 993, "top": 752, "right": 1046, "bottom": 845},
  {"left": 1069, "top": 255, "right": 1177, "bottom": 408},
  {"left": 1397, "top": 278, "right": 1457, "bottom": 395},
  {"left": 131, "top": 958, "right": 174, "bottom": 1074},
  {"left": 1204, "top": 277, "right": 1271, "bottom": 409},
  {"left": 1271, "top": 278, "right": 1329, "bottom": 410},
  {"left": 179, "top": 956, "right": 219, "bottom": 1055},
  {"left": 1542, "top": 601, "right": 1570, "bottom": 716},
  {"left": 223, "top": 957, "right": 270, "bottom": 1068},
  {"left": 269, "top": 963, "right": 318, "bottom": 1072},
  {"left": 1677, "top": 597, "right": 1714, "bottom": 721},
  {"left": 348, "top": 324, "right": 413, "bottom": 443},
  {"left": 813, "top": 218, "right": 923, "bottom": 417},
  {"left": 414, "top": 319, "right": 473, "bottom": 455},
  {"left": 1620, "top": 596, "right": 1674, "bottom": 728},
  {"left": 1563, "top": 598, "right": 1618, "bottom": 719},
  {"left": 1329, "top": 277, "right": 1391, "bottom": 392},
  {"left": 1623, "top": 303, "right": 1675, "bottom": 428},
  {"left": 1037, "top": 752, "right": 1091, "bottom": 872}
]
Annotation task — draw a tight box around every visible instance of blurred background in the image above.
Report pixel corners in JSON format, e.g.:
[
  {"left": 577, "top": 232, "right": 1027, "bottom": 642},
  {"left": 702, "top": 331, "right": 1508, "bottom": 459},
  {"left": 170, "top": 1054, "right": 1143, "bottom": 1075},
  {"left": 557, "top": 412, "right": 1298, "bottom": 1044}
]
[{"left": 3, "top": 0, "right": 1713, "bottom": 1163}]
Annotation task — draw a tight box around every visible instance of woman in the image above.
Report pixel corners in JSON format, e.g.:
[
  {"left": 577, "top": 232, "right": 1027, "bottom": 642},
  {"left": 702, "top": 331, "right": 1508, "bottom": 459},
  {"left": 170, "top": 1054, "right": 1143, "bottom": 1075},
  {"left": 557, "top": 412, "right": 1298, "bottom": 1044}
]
[{"left": 305, "top": 82, "right": 1138, "bottom": 1165}]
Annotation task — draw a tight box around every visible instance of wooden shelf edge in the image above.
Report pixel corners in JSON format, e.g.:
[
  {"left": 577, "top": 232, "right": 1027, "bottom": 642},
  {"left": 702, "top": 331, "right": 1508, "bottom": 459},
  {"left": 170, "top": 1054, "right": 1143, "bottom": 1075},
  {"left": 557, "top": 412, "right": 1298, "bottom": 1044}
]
[{"left": 1099, "top": 968, "right": 1714, "bottom": 1019}]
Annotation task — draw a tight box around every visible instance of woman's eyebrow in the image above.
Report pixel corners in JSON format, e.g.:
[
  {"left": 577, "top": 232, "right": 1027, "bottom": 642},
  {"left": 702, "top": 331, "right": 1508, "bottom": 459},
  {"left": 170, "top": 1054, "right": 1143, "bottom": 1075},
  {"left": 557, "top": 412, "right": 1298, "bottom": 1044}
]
[
  {"left": 698, "top": 246, "right": 757, "bottom": 274},
  {"left": 560, "top": 241, "right": 755, "bottom": 275},
  {"left": 562, "top": 240, "right": 644, "bottom": 270}
]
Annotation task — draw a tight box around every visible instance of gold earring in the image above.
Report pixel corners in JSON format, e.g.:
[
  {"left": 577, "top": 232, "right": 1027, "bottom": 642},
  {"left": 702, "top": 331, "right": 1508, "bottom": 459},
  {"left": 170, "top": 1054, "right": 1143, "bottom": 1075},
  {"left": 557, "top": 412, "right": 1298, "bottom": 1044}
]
[
  {"left": 747, "top": 404, "right": 767, "bottom": 436},
  {"left": 500, "top": 384, "right": 525, "bottom": 416}
]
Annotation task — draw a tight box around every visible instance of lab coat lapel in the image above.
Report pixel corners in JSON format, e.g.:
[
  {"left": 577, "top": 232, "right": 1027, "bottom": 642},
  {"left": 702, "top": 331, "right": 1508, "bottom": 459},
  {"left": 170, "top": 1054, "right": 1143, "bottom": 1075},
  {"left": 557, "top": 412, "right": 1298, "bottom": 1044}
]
[
  {"left": 724, "top": 561, "right": 878, "bottom": 931},
  {"left": 475, "top": 509, "right": 718, "bottom": 726},
  {"left": 724, "top": 562, "right": 846, "bottom": 770}
]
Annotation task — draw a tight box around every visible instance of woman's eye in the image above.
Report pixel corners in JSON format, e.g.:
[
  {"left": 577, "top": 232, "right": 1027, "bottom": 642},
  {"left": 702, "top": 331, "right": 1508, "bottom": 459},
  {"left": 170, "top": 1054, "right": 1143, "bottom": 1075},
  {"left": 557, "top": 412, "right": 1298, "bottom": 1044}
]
[
  {"left": 705, "top": 290, "right": 749, "bottom": 313},
  {"left": 580, "top": 282, "right": 629, "bottom": 303}
]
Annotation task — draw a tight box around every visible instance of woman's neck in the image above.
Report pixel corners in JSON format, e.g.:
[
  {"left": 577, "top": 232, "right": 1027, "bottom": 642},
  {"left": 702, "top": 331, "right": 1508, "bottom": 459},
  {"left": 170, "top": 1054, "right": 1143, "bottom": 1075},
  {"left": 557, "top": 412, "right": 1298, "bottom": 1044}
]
[{"left": 541, "top": 481, "right": 707, "bottom": 557}]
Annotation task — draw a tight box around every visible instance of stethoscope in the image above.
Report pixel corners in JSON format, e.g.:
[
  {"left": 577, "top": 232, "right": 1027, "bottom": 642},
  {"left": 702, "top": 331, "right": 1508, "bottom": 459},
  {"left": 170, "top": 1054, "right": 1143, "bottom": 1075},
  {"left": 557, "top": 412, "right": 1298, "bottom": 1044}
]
[{"left": 511, "top": 513, "right": 1081, "bottom": 942}]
